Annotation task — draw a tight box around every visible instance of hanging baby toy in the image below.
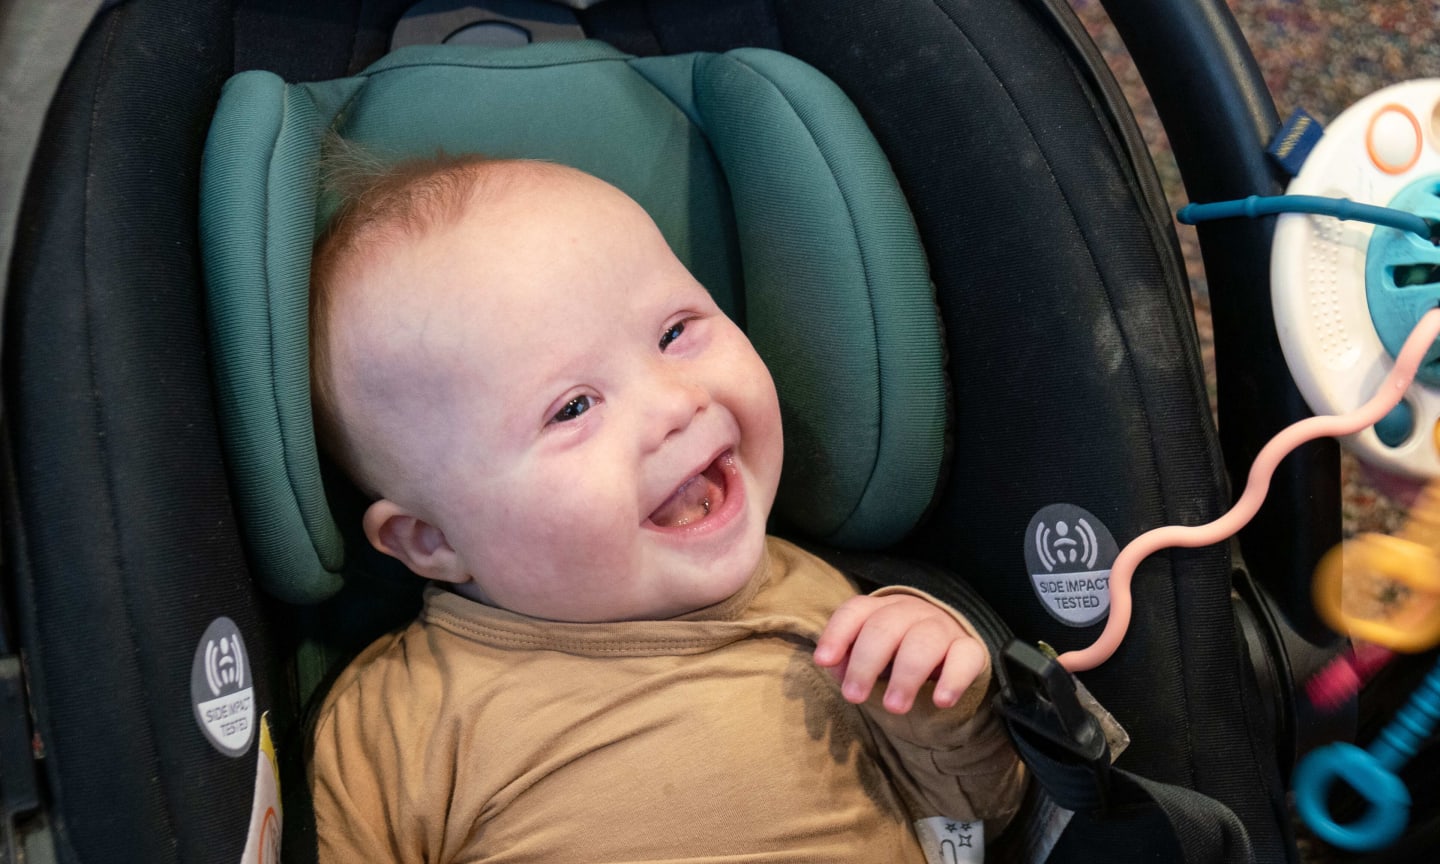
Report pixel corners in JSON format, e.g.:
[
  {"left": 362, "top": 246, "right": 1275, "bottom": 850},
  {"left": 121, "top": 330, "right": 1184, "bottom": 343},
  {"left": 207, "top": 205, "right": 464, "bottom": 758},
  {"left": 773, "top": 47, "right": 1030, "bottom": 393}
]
[{"left": 1232, "top": 79, "right": 1440, "bottom": 854}]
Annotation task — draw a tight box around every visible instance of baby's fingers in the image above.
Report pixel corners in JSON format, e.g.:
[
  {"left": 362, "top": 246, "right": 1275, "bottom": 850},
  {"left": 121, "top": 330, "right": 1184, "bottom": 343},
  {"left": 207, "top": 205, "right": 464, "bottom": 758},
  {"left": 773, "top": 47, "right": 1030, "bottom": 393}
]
[
  {"left": 933, "top": 638, "right": 988, "bottom": 708},
  {"left": 837, "top": 607, "right": 912, "bottom": 704},
  {"left": 880, "top": 621, "right": 959, "bottom": 713},
  {"left": 814, "top": 595, "right": 880, "bottom": 668}
]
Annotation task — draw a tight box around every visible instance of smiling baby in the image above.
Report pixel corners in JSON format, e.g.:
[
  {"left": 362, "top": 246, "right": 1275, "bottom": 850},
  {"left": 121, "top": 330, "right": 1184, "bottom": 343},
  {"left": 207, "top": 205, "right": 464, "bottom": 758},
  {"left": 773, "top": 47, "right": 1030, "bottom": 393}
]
[{"left": 306, "top": 152, "right": 1025, "bottom": 862}]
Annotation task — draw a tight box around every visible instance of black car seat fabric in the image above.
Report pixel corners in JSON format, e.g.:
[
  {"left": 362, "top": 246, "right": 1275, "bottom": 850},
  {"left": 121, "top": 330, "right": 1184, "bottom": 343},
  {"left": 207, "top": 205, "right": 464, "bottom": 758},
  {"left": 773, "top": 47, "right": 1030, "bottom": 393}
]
[
  {"left": 2, "top": 0, "right": 1295, "bottom": 862},
  {"left": 5, "top": 2, "right": 282, "bottom": 863},
  {"left": 771, "top": 4, "right": 1288, "bottom": 860}
]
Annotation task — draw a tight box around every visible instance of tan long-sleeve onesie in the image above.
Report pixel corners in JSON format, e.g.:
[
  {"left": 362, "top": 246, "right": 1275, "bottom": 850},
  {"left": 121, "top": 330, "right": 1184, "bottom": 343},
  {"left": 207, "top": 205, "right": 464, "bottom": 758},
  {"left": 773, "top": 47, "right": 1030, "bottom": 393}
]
[{"left": 310, "top": 536, "right": 1025, "bottom": 862}]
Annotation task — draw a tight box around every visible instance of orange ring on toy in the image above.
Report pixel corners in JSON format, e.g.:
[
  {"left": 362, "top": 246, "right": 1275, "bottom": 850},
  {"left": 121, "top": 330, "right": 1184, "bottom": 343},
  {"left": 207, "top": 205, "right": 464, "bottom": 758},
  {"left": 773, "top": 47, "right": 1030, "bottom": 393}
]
[{"left": 1366, "top": 104, "right": 1423, "bottom": 175}]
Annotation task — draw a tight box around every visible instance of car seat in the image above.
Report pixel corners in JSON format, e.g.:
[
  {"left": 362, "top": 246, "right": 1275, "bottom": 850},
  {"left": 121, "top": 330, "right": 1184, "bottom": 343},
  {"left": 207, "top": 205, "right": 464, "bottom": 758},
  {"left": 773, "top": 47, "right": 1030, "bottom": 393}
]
[{"left": 2, "top": 0, "right": 1407, "bottom": 862}]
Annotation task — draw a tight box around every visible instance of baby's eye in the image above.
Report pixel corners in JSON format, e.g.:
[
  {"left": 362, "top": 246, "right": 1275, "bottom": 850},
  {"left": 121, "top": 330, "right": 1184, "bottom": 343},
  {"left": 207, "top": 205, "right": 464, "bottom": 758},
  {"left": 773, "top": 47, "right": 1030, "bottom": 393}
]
[
  {"left": 659, "top": 320, "right": 686, "bottom": 351},
  {"left": 551, "top": 395, "right": 593, "bottom": 424}
]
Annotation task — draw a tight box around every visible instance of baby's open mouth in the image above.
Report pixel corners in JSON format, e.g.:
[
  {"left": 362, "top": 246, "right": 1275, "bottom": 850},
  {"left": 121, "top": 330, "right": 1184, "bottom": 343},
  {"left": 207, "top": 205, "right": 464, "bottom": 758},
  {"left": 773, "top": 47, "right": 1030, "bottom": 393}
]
[{"left": 648, "top": 453, "right": 731, "bottom": 528}]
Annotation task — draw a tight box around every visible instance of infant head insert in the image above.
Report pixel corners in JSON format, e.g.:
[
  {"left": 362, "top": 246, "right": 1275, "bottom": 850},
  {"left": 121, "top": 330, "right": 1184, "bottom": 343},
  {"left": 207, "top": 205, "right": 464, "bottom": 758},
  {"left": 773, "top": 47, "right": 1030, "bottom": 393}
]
[{"left": 201, "top": 41, "right": 948, "bottom": 604}]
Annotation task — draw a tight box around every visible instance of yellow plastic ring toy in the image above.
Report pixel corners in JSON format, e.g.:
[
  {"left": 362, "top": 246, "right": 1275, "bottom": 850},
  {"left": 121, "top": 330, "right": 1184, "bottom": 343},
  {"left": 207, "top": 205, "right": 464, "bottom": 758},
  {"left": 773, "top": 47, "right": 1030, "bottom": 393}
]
[{"left": 1313, "top": 532, "right": 1440, "bottom": 653}]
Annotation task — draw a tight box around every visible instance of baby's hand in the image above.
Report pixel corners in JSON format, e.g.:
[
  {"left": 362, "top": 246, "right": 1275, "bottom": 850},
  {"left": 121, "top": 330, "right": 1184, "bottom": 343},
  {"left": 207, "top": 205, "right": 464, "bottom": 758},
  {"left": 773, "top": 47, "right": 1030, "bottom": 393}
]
[{"left": 814, "top": 594, "right": 987, "bottom": 715}]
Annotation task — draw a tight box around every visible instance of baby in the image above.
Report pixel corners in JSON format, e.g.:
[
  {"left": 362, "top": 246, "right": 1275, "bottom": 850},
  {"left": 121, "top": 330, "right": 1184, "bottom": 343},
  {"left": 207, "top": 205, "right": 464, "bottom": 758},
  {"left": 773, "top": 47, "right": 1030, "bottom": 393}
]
[{"left": 307, "top": 151, "right": 1025, "bottom": 862}]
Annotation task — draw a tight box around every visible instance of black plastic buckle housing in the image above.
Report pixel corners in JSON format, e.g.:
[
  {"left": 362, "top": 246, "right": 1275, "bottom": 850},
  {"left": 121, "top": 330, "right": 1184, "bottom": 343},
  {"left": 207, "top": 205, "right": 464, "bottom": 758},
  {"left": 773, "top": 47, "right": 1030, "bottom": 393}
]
[
  {"left": 994, "top": 640, "right": 1112, "bottom": 811},
  {"left": 996, "top": 640, "right": 1106, "bottom": 762}
]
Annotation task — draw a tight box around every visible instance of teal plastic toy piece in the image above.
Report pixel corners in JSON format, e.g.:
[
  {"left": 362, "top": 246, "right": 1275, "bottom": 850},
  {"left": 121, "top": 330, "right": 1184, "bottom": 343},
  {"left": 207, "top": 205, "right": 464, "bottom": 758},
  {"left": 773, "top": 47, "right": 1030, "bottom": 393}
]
[
  {"left": 1365, "top": 175, "right": 1440, "bottom": 387},
  {"left": 1294, "top": 654, "right": 1440, "bottom": 851}
]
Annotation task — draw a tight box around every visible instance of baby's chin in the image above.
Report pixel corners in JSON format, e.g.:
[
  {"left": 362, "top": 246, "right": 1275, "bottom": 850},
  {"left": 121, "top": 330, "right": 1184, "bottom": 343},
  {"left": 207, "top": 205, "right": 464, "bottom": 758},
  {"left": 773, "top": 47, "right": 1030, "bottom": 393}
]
[{"left": 687, "top": 525, "right": 770, "bottom": 604}]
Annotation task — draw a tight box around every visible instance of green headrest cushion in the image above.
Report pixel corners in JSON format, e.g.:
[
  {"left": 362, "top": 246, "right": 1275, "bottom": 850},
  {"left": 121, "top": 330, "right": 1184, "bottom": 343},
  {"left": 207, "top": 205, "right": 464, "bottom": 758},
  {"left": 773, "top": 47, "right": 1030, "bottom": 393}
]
[{"left": 201, "top": 42, "right": 946, "bottom": 603}]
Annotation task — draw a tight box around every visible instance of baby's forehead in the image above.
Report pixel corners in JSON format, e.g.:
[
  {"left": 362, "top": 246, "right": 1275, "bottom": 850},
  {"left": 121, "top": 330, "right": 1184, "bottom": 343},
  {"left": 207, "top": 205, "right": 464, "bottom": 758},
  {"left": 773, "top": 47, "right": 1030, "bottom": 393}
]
[{"left": 331, "top": 162, "right": 666, "bottom": 366}]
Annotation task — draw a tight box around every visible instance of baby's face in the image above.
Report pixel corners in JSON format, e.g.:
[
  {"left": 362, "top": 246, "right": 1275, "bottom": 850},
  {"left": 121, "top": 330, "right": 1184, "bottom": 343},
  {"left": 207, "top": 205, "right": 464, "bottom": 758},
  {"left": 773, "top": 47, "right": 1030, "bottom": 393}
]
[{"left": 340, "top": 167, "right": 783, "bottom": 621}]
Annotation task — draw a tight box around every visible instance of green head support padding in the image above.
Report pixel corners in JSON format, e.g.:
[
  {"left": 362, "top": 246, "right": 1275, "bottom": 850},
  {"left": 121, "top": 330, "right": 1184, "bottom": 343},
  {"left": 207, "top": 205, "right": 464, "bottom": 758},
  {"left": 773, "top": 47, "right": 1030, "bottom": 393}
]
[{"left": 201, "top": 41, "right": 946, "bottom": 604}]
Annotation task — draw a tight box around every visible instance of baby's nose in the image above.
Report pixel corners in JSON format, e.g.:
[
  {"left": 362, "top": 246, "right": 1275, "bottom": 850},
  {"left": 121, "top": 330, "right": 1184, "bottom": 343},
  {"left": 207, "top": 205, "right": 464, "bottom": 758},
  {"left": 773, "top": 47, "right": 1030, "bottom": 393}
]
[{"left": 644, "top": 368, "right": 710, "bottom": 447}]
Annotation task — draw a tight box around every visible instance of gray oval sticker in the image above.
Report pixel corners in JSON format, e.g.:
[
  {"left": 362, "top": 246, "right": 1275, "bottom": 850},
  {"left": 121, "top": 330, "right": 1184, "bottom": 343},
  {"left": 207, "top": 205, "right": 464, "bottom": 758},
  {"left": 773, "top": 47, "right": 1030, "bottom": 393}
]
[
  {"left": 1023, "top": 504, "right": 1119, "bottom": 627},
  {"left": 190, "top": 616, "right": 255, "bottom": 757}
]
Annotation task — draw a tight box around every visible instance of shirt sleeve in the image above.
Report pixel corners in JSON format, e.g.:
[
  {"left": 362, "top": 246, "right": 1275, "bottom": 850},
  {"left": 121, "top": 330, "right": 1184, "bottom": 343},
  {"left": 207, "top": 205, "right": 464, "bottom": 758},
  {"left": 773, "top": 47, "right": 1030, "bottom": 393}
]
[
  {"left": 307, "top": 635, "right": 446, "bottom": 864},
  {"left": 309, "top": 694, "right": 414, "bottom": 864},
  {"left": 856, "top": 585, "right": 1028, "bottom": 834}
]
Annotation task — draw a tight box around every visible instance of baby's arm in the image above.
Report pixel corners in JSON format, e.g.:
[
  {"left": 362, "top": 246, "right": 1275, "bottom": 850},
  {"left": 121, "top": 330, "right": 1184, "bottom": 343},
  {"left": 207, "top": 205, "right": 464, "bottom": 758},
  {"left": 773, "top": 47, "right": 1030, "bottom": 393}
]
[
  {"left": 308, "top": 634, "right": 441, "bottom": 864},
  {"left": 813, "top": 592, "right": 988, "bottom": 714},
  {"left": 814, "top": 589, "right": 1026, "bottom": 831},
  {"left": 310, "top": 705, "right": 410, "bottom": 863}
]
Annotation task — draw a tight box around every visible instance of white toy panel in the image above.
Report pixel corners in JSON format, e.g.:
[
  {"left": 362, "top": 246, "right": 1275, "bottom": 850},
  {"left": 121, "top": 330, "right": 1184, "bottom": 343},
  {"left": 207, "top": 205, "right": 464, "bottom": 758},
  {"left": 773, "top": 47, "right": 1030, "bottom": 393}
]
[{"left": 1272, "top": 80, "right": 1440, "bottom": 477}]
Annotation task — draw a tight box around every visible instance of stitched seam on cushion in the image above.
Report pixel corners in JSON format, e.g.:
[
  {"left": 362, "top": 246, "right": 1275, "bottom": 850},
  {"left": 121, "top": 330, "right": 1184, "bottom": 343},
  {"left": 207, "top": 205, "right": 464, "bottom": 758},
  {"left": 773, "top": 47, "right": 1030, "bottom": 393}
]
[
  {"left": 930, "top": 3, "right": 1162, "bottom": 504},
  {"left": 266, "top": 88, "right": 318, "bottom": 572},
  {"left": 368, "top": 53, "right": 629, "bottom": 76},
  {"left": 84, "top": 14, "right": 180, "bottom": 854},
  {"left": 726, "top": 54, "right": 886, "bottom": 539},
  {"left": 326, "top": 77, "right": 369, "bottom": 135}
]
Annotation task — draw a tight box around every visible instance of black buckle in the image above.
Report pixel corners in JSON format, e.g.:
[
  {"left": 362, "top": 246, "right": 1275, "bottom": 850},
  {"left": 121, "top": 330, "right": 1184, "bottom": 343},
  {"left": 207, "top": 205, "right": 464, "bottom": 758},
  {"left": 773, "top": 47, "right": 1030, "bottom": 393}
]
[
  {"left": 995, "top": 639, "right": 1106, "bottom": 762},
  {"left": 994, "top": 640, "right": 1112, "bottom": 811}
]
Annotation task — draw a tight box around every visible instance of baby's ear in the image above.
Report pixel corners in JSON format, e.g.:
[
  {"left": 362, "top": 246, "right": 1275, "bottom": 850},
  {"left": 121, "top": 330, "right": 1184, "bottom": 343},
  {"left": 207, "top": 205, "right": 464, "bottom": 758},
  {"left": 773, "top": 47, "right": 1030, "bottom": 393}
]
[{"left": 362, "top": 499, "right": 465, "bottom": 583}]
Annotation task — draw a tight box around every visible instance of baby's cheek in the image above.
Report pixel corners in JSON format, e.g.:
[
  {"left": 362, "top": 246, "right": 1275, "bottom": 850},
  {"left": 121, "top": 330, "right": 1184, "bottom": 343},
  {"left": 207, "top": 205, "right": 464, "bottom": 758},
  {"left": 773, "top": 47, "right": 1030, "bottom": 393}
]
[{"left": 550, "top": 480, "right": 638, "bottom": 558}]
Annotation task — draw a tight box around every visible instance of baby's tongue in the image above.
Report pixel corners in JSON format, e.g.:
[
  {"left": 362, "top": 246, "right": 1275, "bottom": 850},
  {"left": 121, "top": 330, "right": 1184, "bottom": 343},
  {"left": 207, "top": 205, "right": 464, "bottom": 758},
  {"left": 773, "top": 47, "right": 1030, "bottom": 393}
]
[{"left": 650, "top": 474, "right": 713, "bottom": 527}]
